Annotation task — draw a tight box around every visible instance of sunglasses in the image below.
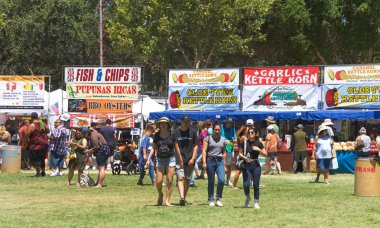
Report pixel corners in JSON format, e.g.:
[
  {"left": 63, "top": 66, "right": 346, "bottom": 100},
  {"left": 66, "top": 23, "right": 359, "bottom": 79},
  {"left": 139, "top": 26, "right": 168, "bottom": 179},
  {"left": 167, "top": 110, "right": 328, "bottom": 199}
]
[{"left": 248, "top": 131, "right": 255, "bottom": 134}]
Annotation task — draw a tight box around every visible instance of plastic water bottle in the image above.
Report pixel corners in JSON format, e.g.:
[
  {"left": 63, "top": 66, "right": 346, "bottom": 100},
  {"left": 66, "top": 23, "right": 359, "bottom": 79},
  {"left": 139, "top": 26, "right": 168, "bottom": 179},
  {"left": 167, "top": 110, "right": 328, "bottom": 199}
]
[{"left": 310, "top": 135, "right": 314, "bottom": 143}]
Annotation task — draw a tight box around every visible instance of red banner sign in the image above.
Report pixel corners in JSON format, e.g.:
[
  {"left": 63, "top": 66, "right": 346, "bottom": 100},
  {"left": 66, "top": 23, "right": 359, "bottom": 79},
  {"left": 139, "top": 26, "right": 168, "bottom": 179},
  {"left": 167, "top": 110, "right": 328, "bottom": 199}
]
[{"left": 244, "top": 66, "right": 319, "bottom": 85}]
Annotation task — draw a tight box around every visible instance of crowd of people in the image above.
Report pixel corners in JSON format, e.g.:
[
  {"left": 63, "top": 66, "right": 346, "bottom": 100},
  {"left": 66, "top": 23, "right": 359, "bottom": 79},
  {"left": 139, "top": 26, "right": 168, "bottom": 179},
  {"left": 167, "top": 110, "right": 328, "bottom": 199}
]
[{"left": 0, "top": 112, "right": 375, "bottom": 208}]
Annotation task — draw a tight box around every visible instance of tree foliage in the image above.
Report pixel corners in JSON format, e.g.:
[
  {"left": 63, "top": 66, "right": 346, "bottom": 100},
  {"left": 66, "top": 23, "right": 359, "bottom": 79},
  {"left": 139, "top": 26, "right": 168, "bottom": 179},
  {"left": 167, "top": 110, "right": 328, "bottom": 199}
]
[
  {"left": 0, "top": 0, "right": 380, "bottom": 90},
  {"left": 0, "top": 0, "right": 100, "bottom": 89}
]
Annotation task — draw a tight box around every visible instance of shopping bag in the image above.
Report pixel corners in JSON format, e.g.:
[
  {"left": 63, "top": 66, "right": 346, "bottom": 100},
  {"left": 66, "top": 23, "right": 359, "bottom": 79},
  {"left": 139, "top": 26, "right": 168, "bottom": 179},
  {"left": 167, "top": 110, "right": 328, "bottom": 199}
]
[
  {"left": 309, "top": 159, "right": 316, "bottom": 173},
  {"left": 331, "top": 157, "right": 339, "bottom": 170}
]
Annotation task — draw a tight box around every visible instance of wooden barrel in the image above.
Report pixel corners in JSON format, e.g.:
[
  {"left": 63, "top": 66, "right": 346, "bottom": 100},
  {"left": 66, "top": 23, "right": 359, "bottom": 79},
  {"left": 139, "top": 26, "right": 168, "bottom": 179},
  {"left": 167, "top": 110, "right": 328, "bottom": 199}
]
[
  {"left": 1, "top": 145, "right": 21, "bottom": 173},
  {"left": 354, "top": 158, "right": 380, "bottom": 197}
]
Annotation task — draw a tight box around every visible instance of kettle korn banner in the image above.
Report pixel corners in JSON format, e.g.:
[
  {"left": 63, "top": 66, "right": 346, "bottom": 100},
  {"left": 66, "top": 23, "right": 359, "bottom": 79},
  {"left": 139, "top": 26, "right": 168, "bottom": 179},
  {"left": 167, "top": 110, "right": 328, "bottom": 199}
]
[
  {"left": 65, "top": 67, "right": 141, "bottom": 83},
  {"left": 324, "top": 65, "right": 380, "bottom": 84},
  {"left": 168, "top": 69, "right": 239, "bottom": 86},
  {"left": 70, "top": 114, "right": 135, "bottom": 128},
  {"left": 0, "top": 76, "right": 45, "bottom": 109},
  {"left": 244, "top": 66, "right": 319, "bottom": 85},
  {"left": 323, "top": 84, "right": 380, "bottom": 109},
  {"left": 68, "top": 99, "right": 133, "bottom": 114},
  {"left": 66, "top": 84, "right": 139, "bottom": 100},
  {"left": 243, "top": 85, "right": 320, "bottom": 111},
  {"left": 168, "top": 86, "right": 239, "bottom": 110}
]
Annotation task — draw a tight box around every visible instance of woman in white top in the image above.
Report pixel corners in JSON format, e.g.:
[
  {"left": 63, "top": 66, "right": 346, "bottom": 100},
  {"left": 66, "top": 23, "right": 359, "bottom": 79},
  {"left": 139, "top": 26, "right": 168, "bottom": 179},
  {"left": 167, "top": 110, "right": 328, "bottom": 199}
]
[{"left": 312, "top": 125, "right": 333, "bottom": 184}]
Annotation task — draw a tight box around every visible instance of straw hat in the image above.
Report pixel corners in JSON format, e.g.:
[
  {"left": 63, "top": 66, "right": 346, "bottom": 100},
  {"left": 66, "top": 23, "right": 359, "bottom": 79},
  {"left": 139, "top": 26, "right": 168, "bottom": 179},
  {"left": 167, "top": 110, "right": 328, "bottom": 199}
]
[
  {"left": 265, "top": 116, "right": 276, "bottom": 124},
  {"left": 297, "top": 124, "right": 304, "bottom": 129},
  {"left": 323, "top": 119, "right": 334, "bottom": 126},
  {"left": 318, "top": 125, "right": 329, "bottom": 134}
]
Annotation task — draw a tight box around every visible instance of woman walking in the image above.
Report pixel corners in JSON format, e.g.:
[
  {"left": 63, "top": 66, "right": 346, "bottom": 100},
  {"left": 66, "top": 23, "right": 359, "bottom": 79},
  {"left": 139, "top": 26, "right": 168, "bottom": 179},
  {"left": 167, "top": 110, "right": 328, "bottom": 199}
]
[
  {"left": 202, "top": 123, "right": 227, "bottom": 207},
  {"left": 231, "top": 123, "right": 249, "bottom": 189},
  {"left": 312, "top": 125, "right": 333, "bottom": 184},
  {"left": 67, "top": 128, "right": 88, "bottom": 186},
  {"left": 239, "top": 127, "right": 267, "bottom": 209},
  {"left": 146, "top": 117, "right": 182, "bottom": 206}
]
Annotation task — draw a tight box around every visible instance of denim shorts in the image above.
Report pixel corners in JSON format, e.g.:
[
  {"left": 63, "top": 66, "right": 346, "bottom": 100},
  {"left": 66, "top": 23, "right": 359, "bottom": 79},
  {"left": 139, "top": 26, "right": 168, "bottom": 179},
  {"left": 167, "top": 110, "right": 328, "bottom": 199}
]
[
  {"left": 156, "top": 156, "right": 176, "bottom": 168},
  {"left": 317, "top": 158, "right": 331, "bottom": 171},
  {"left": 96, "top": 153, "right": 110, "bottom": 167},
  {"left": 268, "top": 152, "right": 279, "bottom": 158},
  {"left": 176, "top": 165, "right": 194, "bottom": 179}
]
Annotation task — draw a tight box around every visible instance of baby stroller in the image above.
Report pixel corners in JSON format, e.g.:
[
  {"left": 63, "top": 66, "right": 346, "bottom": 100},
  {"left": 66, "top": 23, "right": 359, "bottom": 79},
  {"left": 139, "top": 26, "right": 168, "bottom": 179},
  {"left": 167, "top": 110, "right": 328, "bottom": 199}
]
[{"left": 112, "top": 140, "right": 140, "bottom": 175}]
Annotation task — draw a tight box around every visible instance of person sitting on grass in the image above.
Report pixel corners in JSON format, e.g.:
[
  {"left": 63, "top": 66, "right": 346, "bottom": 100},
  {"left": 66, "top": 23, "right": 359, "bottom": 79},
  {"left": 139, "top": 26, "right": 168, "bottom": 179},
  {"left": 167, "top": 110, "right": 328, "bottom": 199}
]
[
  {"left": 67, "top": 128, "right": 88, "bottom": 186},
  {"left": 312, "top": 125, "right": 333, "bottom": 185}
]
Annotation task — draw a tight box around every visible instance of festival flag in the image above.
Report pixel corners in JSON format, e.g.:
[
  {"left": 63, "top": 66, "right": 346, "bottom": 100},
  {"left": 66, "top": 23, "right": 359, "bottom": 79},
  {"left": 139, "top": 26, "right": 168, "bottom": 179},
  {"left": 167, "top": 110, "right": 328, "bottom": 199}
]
[{"left": 50, "top": 102, "right": 60, "bottom": 115}]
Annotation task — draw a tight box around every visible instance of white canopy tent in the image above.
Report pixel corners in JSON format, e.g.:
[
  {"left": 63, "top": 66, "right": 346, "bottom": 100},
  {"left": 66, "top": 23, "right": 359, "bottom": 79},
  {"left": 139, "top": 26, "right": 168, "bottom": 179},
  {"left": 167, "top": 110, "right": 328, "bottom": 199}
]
[{"left": 132, "top": 95, "right": 165, "bottom": 120}]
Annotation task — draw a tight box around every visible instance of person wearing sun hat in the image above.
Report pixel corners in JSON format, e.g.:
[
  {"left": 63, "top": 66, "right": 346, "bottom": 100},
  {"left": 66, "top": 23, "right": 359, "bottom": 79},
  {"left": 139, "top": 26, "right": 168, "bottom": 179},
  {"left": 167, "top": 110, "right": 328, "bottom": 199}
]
[
  {"left": 263, "top": 125, "right": 282, "bottom": 175},
  {"left": 146, "top": 117, "right": 183, "bottom": 206},
  {"left": 265, "top": 116, "right": 279, "bottom": 134},
  {"left": 311, "top": 125, "right": 333, "bottom": 184}
]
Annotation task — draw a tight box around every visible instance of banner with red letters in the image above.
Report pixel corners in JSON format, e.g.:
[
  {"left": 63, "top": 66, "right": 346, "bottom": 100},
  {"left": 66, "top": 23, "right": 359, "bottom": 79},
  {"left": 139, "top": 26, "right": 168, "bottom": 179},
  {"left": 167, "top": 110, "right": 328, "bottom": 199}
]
[{"left": 244, "top": 66, "right": 319, "bottom": 85}]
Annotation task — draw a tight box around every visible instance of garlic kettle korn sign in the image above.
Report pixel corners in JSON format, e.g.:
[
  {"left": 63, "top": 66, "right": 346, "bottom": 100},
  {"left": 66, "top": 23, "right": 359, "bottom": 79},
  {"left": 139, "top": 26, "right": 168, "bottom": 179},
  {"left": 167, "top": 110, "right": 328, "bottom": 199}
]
[
  {"left": 243, "top": 66, "right": 320, "bottom": 111},
  {"left": 65, "top": 67, "right": 141, "bottom": 83},
  {"left": 168, "top": 69, "right": 240, "bottom": 110},
  {"left": 324, "top": 65, "right": 380, "bottom": 84},
  {"left": 0, "top": 76, "right": 45, "bottom": 109},
  {"left": 244, "top": 66, "right": 319, "bottom": 85},
  {"left": 323, "top": 84, "right": 380, "bottom": 109}
]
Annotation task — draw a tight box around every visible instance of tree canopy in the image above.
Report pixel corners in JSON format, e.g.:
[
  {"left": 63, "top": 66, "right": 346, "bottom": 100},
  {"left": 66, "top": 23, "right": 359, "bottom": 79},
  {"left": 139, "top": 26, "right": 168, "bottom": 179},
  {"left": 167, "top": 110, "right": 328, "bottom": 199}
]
[{"left": 0, "top": 0, "right": 379, "bottom": 90}]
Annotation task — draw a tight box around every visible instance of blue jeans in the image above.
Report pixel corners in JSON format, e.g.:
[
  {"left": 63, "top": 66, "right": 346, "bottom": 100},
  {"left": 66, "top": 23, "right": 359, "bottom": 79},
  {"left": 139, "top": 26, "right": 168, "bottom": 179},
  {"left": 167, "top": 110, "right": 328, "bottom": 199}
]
[
  {"left": 139, "top": 160, "right": 155, "bottom": 182},
  {"left": 206, "top": 157, "right": 225, "bottom": 201},
  {"left": 243, "top": 162, "right": 261, "bottom": 200}
]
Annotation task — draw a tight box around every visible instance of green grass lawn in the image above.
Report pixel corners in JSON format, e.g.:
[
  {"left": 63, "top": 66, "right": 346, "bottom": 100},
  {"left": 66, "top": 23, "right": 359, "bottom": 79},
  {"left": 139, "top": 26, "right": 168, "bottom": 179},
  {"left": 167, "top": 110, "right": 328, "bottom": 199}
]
[{"left": 0, "top": 170, "right": 379, "bottom": 227}]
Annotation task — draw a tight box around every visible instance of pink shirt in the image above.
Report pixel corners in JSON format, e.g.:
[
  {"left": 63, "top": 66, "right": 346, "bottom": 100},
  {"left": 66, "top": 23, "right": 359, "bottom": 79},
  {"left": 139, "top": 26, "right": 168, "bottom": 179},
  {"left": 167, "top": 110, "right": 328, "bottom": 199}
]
[{"left": 198, "top": 130, "right": 207, "bottom": 150}]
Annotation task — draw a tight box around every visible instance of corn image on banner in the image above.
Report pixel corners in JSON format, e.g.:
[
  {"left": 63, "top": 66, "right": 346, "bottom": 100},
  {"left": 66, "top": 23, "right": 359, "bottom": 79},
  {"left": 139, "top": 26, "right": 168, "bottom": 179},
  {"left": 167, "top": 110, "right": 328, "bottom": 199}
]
[
  {"left": 168, "top": 86, "right": 239, "bottom": 110},
  {"left": 168, "top": 69, "right": 239, "bottom": 86},
  {"left": 324, "top": 65, "right": 380, "bottom": 84},
  {"left": 323, "top": 84, "right": 380, "bottom": 109},
  {"left": 0, "top": 77, "right": 45, "bottom": 109},
  {"left": 243, "top": 85, "right": 320, "bottom": 111}
]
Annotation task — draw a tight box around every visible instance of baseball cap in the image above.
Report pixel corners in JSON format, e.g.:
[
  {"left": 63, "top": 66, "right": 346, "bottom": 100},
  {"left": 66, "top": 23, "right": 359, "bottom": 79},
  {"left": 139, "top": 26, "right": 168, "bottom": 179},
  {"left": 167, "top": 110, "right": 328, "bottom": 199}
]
[
  {"left": 297, "top": 124, "right": 304, "bottom": 129},
  {"left": 267, "top": 125, "right": 274, "bottom": 131},
  {"left": 246, "top": 119, "right": 254, "bottom": 126},
  {"left": 226, "top": 117, "right": 233, "bottom": 123},
  {"left": 181, "top": 115, "right": 191, "bottom": 122}
]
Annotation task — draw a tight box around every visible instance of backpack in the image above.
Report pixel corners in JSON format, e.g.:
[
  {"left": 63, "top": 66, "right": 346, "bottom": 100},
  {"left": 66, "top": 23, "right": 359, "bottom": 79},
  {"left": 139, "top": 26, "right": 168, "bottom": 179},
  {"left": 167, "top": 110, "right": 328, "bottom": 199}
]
[
  {"left": 276, "top": 134, "right": 282, "bottom": 150},
  {"left": 79, "top": 173, "right": 95, "bottom": 187}
]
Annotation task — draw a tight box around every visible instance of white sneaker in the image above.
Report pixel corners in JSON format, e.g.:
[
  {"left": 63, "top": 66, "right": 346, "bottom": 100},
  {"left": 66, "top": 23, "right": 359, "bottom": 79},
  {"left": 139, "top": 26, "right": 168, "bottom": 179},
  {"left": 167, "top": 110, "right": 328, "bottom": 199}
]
[
  {"left": 59, "top": 172, "right": 64, "bottom": 176},
  {"left": 209, "top": 201, "right": 215, "bottom": 207},
  {"left": 85, "top": 165, "right": 90, "bottom": 170},
  {"left": 50, "top": 170, "right": 58, "bottom": 176},
  {"left": 244, "top": 196, "right": 251, "bottom": 208},
  {"left": 254, "top": 202, "right": 260, "bottom": 209},
  {"left": 215, "top": 200, "right": 223, "bottom": 207},
  {"left": 92, "top": 166, "right": 96, "bottom": 170}
]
